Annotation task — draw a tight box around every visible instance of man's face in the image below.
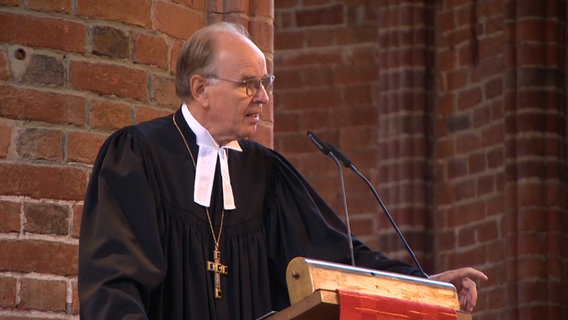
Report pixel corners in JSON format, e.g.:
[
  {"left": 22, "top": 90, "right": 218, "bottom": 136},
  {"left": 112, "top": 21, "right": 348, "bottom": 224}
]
[{"left": 202, "top": 33, "right": 270, "bottom": 145}]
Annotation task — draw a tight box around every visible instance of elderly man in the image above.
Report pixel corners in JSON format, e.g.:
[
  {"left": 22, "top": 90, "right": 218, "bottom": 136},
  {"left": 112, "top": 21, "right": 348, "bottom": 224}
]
[{"left": 78, "top": 22, "right": 487, "bottom": 319}]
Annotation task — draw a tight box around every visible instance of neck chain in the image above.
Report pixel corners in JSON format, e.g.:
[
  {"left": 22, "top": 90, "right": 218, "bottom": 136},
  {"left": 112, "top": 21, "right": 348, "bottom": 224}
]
[{"left": 173, "top": 113, "right": 228, "bottom": 299}]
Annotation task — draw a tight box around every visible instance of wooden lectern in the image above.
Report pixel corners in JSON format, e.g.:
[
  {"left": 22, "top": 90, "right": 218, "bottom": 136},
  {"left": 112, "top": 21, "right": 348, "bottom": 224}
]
[{"left": 267, "top": 257, "right": 472, "bottom": 320}]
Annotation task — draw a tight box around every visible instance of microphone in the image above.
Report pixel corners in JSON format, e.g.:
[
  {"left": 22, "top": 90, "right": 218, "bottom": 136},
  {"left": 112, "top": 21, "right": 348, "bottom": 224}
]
[
  {"left": 307, "top": 130, "right": 330, "bottom": 155},
  {"left": 307, "top": 131, "right": 355, "bottom": 266},
  {"left": 321, "top": 138, "right": 428, "bottom": 278}
]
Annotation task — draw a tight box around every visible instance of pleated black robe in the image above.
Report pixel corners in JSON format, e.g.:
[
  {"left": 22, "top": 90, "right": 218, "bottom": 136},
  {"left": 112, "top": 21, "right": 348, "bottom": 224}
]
[{"left": 78, "top": 108, "right": 423, "bottom": 320}]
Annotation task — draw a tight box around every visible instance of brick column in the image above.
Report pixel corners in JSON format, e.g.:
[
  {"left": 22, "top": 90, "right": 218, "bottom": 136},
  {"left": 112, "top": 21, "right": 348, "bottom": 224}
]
[
  {"left": 503, "top": 1, "right": 568, "bottom": 319},
  {"left": 376, "top": 0, "right": 436, "bottom": 269}
]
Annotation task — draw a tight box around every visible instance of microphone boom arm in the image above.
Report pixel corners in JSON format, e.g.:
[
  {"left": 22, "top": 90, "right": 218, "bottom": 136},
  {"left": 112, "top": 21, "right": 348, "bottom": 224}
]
[{"left": 326, "top": 142, "right": 429, "bottom": 279}]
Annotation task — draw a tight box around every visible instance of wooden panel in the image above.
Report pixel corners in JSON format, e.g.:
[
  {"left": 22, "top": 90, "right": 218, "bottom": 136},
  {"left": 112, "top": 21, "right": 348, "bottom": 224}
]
[{"left": 286, "top": 257, "right": 460, "bottom": 310}]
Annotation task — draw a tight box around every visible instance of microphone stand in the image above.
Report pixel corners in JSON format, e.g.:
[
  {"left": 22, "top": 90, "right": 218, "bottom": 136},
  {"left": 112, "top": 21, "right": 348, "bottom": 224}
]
[
  {"left": 326, "top": 142, "right": 429, "bottom": 279},
  {"left": 330, "top": 152, "right": 356, "bottom": 266},
  {"left": 307, "top": 131, "right": 356, "bottom": 266}
]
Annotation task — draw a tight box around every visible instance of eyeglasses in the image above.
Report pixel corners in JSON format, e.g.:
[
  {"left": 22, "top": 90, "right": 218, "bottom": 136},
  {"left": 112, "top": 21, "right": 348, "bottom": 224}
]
[{"left": 209, "top": 75, "right": 275, "bottom": 97}]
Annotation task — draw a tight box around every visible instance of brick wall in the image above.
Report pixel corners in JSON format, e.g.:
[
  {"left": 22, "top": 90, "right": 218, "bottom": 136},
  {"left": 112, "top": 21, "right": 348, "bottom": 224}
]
[
  {"left": 1, "top": 0, "right": 567, "bottom": 319},
  {"left": 274, "top": 0, "right": 385, "bottom": 252},
  {"left": 275, "top": 0, "right": 567, "bottom": 319},
  {"left": 0, "top": 1, "right": 273, "bottom": 318},
  {"left": 435, "top": 0, "right": 509, "bottom": 317}
]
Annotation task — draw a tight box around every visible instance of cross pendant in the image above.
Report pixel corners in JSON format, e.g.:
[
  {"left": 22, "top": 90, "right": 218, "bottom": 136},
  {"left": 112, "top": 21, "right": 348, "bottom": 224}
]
[{"left": 207, "top": 249, "right": 228, "bottom": 299}]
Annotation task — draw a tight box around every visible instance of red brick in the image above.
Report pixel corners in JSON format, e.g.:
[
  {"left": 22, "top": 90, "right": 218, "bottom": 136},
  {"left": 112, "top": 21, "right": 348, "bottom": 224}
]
[
  {"left": 66, "top": 131, "right": 107, "bottom": 164},
  {"left": 209, "top": 0, "right": 246, "bottom": 12},
  {"left": 437, "top": 93, "right": 456, "bottom": 116},
  {"left": 72, "top": 204, "right": 83, "bottom": 239},
  {"left": 472, "top": 105, "right": 491, "bottom": 129},
  {"left": 70, "top": 61, "right": 148, "bottom": 101},
  {"left": 153, "top": 1, "right": 203, "bottom": 40},
  {"left": 134, "top": 33, "right": 169, "bottom": 70},
  {"left": 437, "top": 229, "right": 456, "bottom": 250},
  {"left": 448, "top": 200, "right": 485, "bottom": 227},
  {"left": 476, "top": 173, "right": 496, "bottom": 197},
  {"left": 478, "top": 34, "right": 505, "bottom": 61},
  {"left": 516, "top": 232, "right": 547, "bottom": 255},
  {"left": 446, "top": 27, "right": 470, "bottom": 49},
  {"left": 0, "top": 122, "right": 11, "bottom": 158},
  {"left": 90, "top": 99, "right": 132, "bottom": 131},
  {"left": 485, "top": 240, "right": 505, "bottom": 265},
  {"left": 0, "top": 163, "right": 87, "bottom": 200},
  {"left": 472, "top": 55, "right": 504, "bottom": 82},
  {"left": 518, "top": 256, "right": 548, "bottom": 279},
  {"left": 18, "top": 53, "right": 65, "bottom": 87},
  {"left": 251, "top": 0, "right": 273, "bottom": 19},
  {"left": 273, "top": 111, "right": 300, "bottom": 133},
  {"left": 453, "top": 179, "right": 478, "bottom": 204},
  {"left": 454, "top": 3, "right": 474, "bottom": 28},
  {"left": 134, "top": 106, "right": 174, "bottom": 124},
  {"left": 517, "top": 20, "right": 563, "bottom": 43},
  {"left": 332, "top": 106, "right": 377, "bottom": 128},
  {"left": 515, "top": 0, "right": 564, "bottom": 19},
  {"left": 0, "top": 200, "right": 20, "bottom": 233},
  {"left": 296, "top": 5, "right": 344, "bottom": 27},
  {"left": 456, "top": 42, "right": 479, "bottom": 66},
  {"left": 444, "top": 68, "right": 468, "bottom": 90},
  {"left": 455, "top": 133, "right": 480, "bottom": 154},
  {"left": 70, "top": 280, "right": 80, "bottom": 314},
  {"left": 91, "top": 26, "right": 129, "bottom": 59},
  {"left": 170, "top": 40, "right": 183, "bottom": 74},
  {"left": 19, "top": 278, "right": 67, "bottom": 312},
  {"left": 484, "top": 77, "right": 503, "bottom": 99},
  {"left": 0, "top": 85, "right": 86, "bottom": 126},
  {"left": 457, "top": 87, "right": 482, "bottom": 110},
  {"left": 437, "top": 11, "right": 456, "bottom": 32},
  {"left": 0, "top": 0, "right": 18, "bottom": 5},
  {"left": 458, "top": 224, "right": 476, "bottom": 247},
  {"left": 447, "top": 157, "right": 467, "bottom": 178},
  {"left": 477, "top": 219, "right": 499, "bottom": 243},
  {"left": 436, "top": 180, "right": 453, "bottom": 207},
  {"left": 276, "top": 88, "right": 340, "bottom": 110},
  {"left": 0, "top": 49, "right": 10, "bottom": 80},
  {"left": 468, "top": 151, "right": 485, "bottom": 174},
  {"left": 151, "top": 75, "right": 179, "bottom": 106},
  {"left": 337, "top": 26, "right": 378, "bottom": 46},
  {"left": 0, "top": 276, "right": 17, "bottom": 308},
  {"left": 342, "top": 83, "right": 374, "bottom": 107},
  {"left": 77, "top": 0, "right": 151, "bottom": 27},
  {"left": 274, "top": 31, "right": 303, "bottom": 50},
  {"left": 250, "top": 20, "right": 275, "bottom": 54},
  {"left": 24, "top": 202, "right": 69, "bottom": 235},
  {"left": 0, "top": 239, "right": 77, "bottom": 275},
  {"left": 334, "top": 64, "right": 377, "bottom": 85},
  {"left": 447, "top": 245, "right": 486, "bottom": 267},
  {"left": 24, "top": 0, "right": 71, "bottom": 13},
  {"left": 436, "top": 138, "right": 455, "bottom": 159},
  {"left": 14, "top": 128, "right": 63, "bottom": 161},
  {"left": 0, "top": 12, "right": 85, "bottom": 53}
]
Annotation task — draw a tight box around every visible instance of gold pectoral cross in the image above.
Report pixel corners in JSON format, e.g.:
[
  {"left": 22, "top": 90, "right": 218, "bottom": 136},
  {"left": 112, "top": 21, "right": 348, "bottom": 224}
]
[{"left": 207, "top": 249, "right": 228, "bottom": 299}]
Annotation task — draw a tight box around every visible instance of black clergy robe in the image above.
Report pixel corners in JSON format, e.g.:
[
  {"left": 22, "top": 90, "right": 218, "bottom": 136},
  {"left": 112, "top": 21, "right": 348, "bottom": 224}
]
[{"left": 78, "top": 108, "right": 424, "bottom": 320}]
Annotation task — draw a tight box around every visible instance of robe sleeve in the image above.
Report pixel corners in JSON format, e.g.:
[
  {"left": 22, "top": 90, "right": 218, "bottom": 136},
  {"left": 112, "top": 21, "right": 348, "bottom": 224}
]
[
  {"left": 263, "top": 150, "right": 423, "bottom": 309},
  {"left": 78, "top": 127, "right": 166, "bottom": 319}
]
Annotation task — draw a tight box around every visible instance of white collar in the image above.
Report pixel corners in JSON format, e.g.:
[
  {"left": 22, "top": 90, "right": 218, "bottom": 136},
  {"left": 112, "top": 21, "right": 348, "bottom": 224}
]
[{"left": 181, "top": 104, "right": 242, "bottom": 210}]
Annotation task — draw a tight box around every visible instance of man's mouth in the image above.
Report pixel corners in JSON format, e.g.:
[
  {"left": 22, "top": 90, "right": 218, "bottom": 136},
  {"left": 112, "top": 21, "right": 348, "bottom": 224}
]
[{"left": 245, "top": 112, "right": 260, "bottom": 122}]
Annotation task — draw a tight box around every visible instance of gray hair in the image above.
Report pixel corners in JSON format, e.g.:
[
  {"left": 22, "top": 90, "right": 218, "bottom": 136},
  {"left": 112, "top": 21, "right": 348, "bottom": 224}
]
[{"left": 175, "top": 22, "right": 251, "bottom": 100}]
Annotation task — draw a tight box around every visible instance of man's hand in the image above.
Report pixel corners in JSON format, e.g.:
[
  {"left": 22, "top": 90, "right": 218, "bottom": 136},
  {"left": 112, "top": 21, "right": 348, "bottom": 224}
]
[{"left": 430, "top": 267, "right": 488, "bottom": 312}]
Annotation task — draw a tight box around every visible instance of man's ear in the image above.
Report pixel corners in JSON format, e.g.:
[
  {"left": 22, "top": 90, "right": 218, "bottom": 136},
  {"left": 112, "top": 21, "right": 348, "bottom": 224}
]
[{"left": 189, "top": 75, "right": 209, "bottom": 106}]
